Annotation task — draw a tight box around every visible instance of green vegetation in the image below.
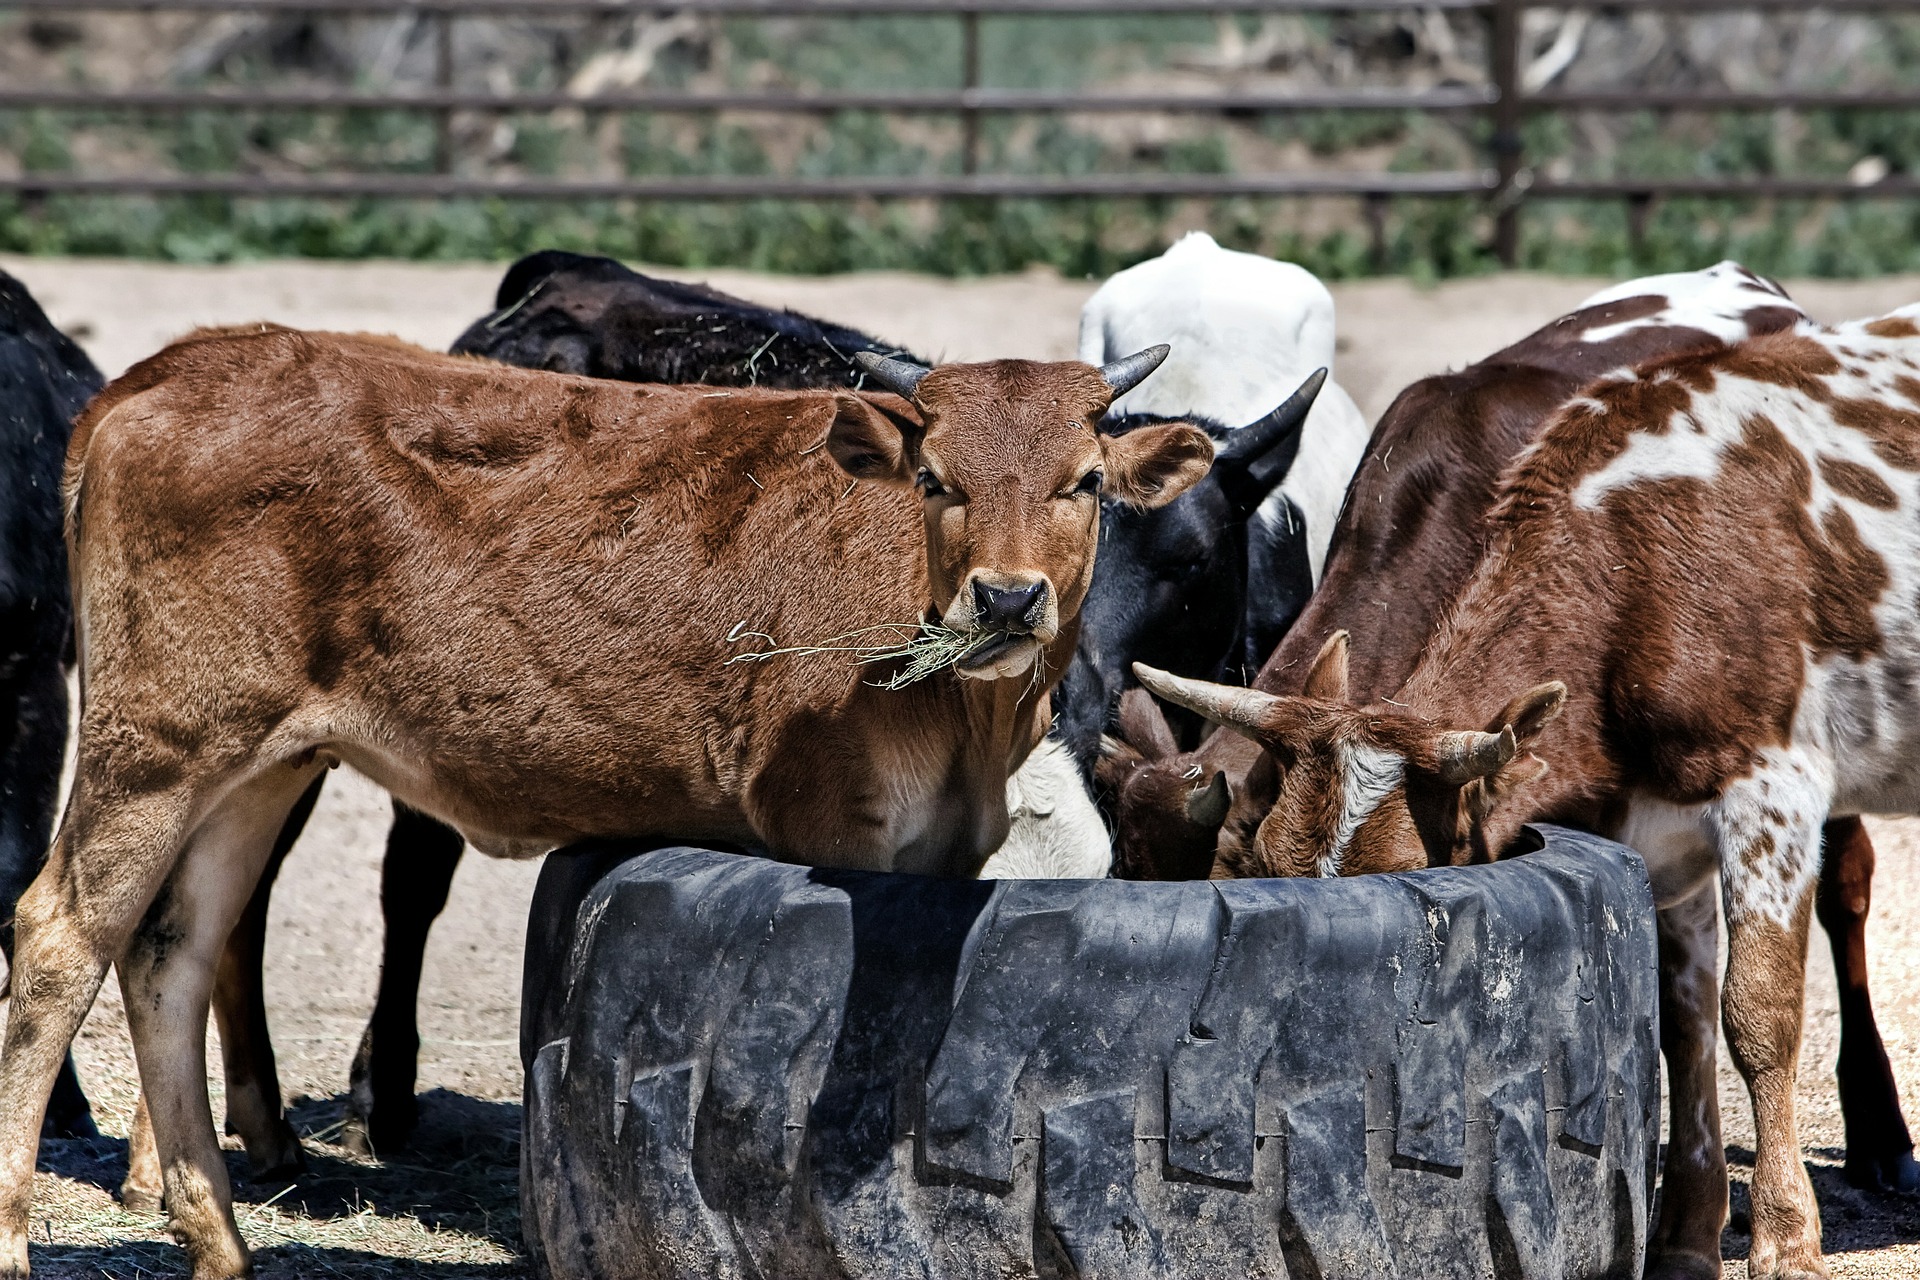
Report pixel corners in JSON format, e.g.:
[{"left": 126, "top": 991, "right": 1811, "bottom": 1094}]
[{"left": 2, "top": 10, "right": 1917, "bottom": 277}]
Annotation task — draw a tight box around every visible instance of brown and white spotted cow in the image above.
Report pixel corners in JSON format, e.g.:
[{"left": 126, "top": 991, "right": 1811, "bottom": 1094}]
[
  {"left": 0, "top": 329, "right": 1210, "bottom": 1280},
  {"left": 1134, "top": 304, "right": 1920, "bottom": 1279},
  {"left": 1105, "top": 263, "right": 1916, "bottom": 1200}
]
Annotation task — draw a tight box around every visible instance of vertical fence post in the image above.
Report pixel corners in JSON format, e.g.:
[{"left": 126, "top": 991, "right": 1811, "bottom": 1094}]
[
  {"left": 434, "top": 9, "right": 455, "bottom": 174},
  {"left": 1364, "top": 192, "right": 1390, "bottom": 271},
  {"left": 1488, "top": 0, "right": 1523, "bottom": 266},
  {"left": 960, "top": 9, "right": 981, "bottom": 176}
]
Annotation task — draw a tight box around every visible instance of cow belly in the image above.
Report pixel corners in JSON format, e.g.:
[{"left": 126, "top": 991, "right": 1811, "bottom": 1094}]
[{"left": 1606, "top": 792, "right": 1716, "bottom": 909}]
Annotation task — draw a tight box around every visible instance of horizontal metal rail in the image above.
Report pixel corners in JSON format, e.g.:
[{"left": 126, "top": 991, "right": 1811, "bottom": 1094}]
[
  {"left": 14, "top": 85, "right": 1920, "bottom": 115},
  {"left": 0, "top": 87, "right": 1501, "bottom": 114},
  {"left": 0, "top": 171, "right": 1499, "bottom": 199}
]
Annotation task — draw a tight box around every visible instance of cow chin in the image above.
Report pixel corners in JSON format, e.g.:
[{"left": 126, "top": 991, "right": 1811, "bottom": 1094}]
[{"left": 956, "top": 635, "right": 1042, "bottom": 681}]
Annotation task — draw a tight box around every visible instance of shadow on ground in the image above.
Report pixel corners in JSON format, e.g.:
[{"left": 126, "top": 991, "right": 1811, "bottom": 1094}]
[
  {"left": 32, "top": 1089, "right": 526, "bottom": 1278},
  {"left": 1721, "top": 1144, "right": 1920, "bottom": 1262}
]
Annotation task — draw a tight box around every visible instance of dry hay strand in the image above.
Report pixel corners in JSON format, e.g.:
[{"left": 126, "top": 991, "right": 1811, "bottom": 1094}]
[{"left": 724, "top": 618, "right": 991, "bottom": 689}]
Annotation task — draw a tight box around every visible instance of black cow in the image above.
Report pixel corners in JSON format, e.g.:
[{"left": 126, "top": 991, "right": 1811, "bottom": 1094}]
[
  {"left": 1049, "top": 371, "right": 1325, "bottom": 765},
  {"left": 0, "top": 272, "right": 103, "bottom": 1141}
]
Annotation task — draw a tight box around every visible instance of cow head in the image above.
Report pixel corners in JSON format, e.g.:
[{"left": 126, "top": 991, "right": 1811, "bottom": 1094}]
[
  {"left": 827, "top": 348, "right": 1213, "bottom": 681},
  {"left": 1132, "top": 634, "right": 1566, "bottom": 877},
  {"left": 1095, "top": 688, "right": 1233, "bottom": 880},
  {"left": 1053, "top": 369, "right": 1326, "bottom": 760}
]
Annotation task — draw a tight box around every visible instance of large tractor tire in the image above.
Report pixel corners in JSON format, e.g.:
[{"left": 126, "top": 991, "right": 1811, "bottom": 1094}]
[{"left": 520, "top": 825, "right": 1658, "bottom": 1279}]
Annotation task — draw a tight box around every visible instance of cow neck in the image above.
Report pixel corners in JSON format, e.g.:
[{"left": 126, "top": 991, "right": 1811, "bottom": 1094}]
[{"left": 1394, "top": 522, "right": 1621, "bottom": 847}]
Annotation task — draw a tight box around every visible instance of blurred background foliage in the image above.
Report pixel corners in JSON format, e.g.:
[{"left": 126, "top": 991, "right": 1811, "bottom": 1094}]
[{"left": 1, "top": 5, "right": 1918, "bottom": 277}]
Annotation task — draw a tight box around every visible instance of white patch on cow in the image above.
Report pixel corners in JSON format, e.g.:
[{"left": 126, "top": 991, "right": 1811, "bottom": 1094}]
[
  {"left": 1712, "top": 747, "right": 1830, "bottom": 932},
  {"left": 1323, "top": 741, "right": 1404, "bottom": 876},
  {"left": 1077, "top": 230, "right": 1370, "bottom": 579},
  {"left": 979, "top": 736, "right": 1112, "bottom": 879},
  {"left": 1573, "top": 260, "right": 1799, "bottom": 346},
  {"left": 1608, "top": 793, "right": 1716, "bottom": 910},
  {"left": 1572, "top": 323, "right": 1920, "bottom": 514}
]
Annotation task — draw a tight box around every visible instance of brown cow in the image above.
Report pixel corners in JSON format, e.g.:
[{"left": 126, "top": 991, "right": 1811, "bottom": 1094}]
[
  {"left": 1103, "top": 264, "right": 1916, "bottom": 1198},
  {"left": 1132, "top": 307, "right": 1920, "bottom": 1279},
  {"left": 0, "top": 327, "right": 1209, "bottom": 1279}
]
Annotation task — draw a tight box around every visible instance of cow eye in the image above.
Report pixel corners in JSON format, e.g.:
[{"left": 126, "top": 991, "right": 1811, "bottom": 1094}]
[
  {"left": 916, "top": 468, "right": 948, "bottom": 498},
  {"left": 1067, "top": 470, "right": 1103, "bottom": 498}
]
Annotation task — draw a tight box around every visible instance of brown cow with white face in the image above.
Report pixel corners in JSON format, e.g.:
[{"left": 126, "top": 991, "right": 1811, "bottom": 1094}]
[
  {"left": 1136, "top": 308, "right": 1920, "bottom": 1280},
  {"left": 0, "top": 327, "right": 1209, "bottom": 1280}
]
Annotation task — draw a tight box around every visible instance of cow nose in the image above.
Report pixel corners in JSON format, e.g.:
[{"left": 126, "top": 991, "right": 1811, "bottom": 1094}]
[{"left": 973, "top": 580, "right": 1048, "bottom": 633}]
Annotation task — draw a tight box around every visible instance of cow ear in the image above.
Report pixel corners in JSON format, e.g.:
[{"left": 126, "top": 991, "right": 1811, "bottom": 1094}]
[
  {"left": 1101, "top": 422, "right": 1215, "bottom": 509},
  {"left": 1301, "top": 630, "right": 1350, "bottom": 702},
  {"left": 1486, "top": 681, "right": 1566, "bottom": 750},
  {"left": 826, "top": 394, "right": 922, "bottom": 486}
]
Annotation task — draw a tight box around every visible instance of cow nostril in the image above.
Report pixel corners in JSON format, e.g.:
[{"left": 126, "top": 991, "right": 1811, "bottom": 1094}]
[{"left": 974, "top": 580, "right": 1047, "bottom": 632}]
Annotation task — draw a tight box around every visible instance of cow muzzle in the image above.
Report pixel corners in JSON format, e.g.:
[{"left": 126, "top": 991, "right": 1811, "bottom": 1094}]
[{"left": 944, "top": 571, "right": 1058, "bottom": 680}]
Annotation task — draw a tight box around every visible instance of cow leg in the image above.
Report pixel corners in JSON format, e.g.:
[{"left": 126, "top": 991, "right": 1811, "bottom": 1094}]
[
  {"left": 0, "top": 661, "right": 96, "bottom": 1142},
  {"left": 1717, "top": 762, "right": 1827, "bottom": 1280},
  {"left": 1646, "top": 885, "right": 1727, "bottom": 1280},
  {"left": 118, "top": 766, "right": 322, "bottom": 1280},
  {"left": 341, "top": 800, "right": 463, "bottom": 1157},
  {"left": 210, "top": 774, "right": 324, "bottom": 1180},
  {"left": 1814, "top": 817, "right": 1919, "bottom": 1193},
  {"left": 0, "top": 783, "right": 196, "bottom": 1278},
  {"left": 126, "top": 775, "right": 323, "bottom": 1206},
  {"left": 121, "top": 1094, "right": 163, "bottom": 1213}
]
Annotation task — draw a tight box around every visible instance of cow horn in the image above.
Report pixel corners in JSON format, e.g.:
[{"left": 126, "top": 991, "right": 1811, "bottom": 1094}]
[
  {"left": 1185, "top": 771, "right": 1231, "bottom": 828},
  {"left": 1435, "top": 725, "right": 1517, "bottom": 784},
  {"left": 854, "top": 350, "right": 931, "bottom": 399},
  {"left": 1216, "top": 368, "right": 1327, "bottom": 468},
  {"left": 1098, "top": 344, "right": 1171, "bottom": 398},
  {"left": 1132, "top": 662, "right": 1277, "bottom": 739},
  {"left": 1214, "top": 368, "right": 1328, "bottom": 520}
]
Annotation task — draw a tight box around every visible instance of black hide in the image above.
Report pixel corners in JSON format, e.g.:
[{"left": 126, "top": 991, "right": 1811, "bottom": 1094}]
[
  {"left": 0, "top": 271, "right": 104, "bottom": 1139},
  {"left": 451, "top": 249, "right": 914, "bottom": 389}
]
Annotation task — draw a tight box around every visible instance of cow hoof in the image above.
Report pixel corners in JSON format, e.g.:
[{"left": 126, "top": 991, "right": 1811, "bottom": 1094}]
[
  {"left": 117, "top": 1177, "right": 164, "bottom": 1215},
  {"left": 244, "top": 1122, "right": 306, "bottom": 1182},
  {"left": 338, "top": 1115, "right": 375, "bottom": 1159},
  {"left": 1844, "top": 1147, "right": 1920, "bottom": 1194},
  {"left": 1643, "top": 1251, "right": 1720, "bottom": 1280},
  {"left": 339, "top": 1099, "right": 416, "bottom": 1159}
]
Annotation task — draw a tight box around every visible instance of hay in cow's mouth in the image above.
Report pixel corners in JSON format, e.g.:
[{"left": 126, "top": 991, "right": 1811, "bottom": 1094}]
[{"left": 724, "top": 618, "right": 1009, "bottom": 689}]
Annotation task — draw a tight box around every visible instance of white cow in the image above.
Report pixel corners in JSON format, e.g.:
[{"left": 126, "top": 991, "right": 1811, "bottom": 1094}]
[{"left": 1078, "top": 231, "right": 1372, "bottom": 666}]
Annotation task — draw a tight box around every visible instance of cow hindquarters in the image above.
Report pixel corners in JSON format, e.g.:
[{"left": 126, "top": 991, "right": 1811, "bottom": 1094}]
[
  {"left": 1715, "top": 754, "right": 1829, "bottom": 1280},
  {"left": 120, "top": 764, "right": 324, "bottom": 1280},
  {"left": 1814, "top": 817, "right": 1919, "bottom": 1193}
]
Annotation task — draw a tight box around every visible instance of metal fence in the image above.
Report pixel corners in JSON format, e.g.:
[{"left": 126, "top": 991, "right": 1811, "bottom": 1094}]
[{"left": 5, "top": 0, "right": 1918, "bottom": 264}]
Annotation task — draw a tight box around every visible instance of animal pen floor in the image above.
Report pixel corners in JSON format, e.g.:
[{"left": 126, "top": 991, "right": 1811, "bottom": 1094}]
[{"left": 4, "top": 256, "right": 1920, "bottom": 1277}]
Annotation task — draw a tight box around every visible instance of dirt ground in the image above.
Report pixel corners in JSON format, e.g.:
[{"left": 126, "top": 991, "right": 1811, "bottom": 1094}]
[{"left": 3, "top": 255, "right": 1919, "bottom": 1277}]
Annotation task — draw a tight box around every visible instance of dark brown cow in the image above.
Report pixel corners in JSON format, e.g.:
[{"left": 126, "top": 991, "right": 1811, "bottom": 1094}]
[
  {"left": 0, "top": 327, "right": 1209, "bottom": 1279},
  {"left": 1134, "top": 307, "right": 1920, "bottom": 1279}
]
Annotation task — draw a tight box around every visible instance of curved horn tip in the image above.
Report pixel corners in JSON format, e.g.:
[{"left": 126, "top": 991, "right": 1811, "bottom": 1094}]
[
  {"left": 1494, "top": 724, "right": 1518, "bottom": 763},
  {"left": 1437, "top": 729, "right": 1512, "bottom": 784},
  {"left": 1185, "top": 771, "right": 1231, "bottom": 828},
  {"left": 1099, "top": 344, "right": 1172, "bottom": 398},
  {"left": 854, "top": 350, "right": 931, "bottom": 399}
]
